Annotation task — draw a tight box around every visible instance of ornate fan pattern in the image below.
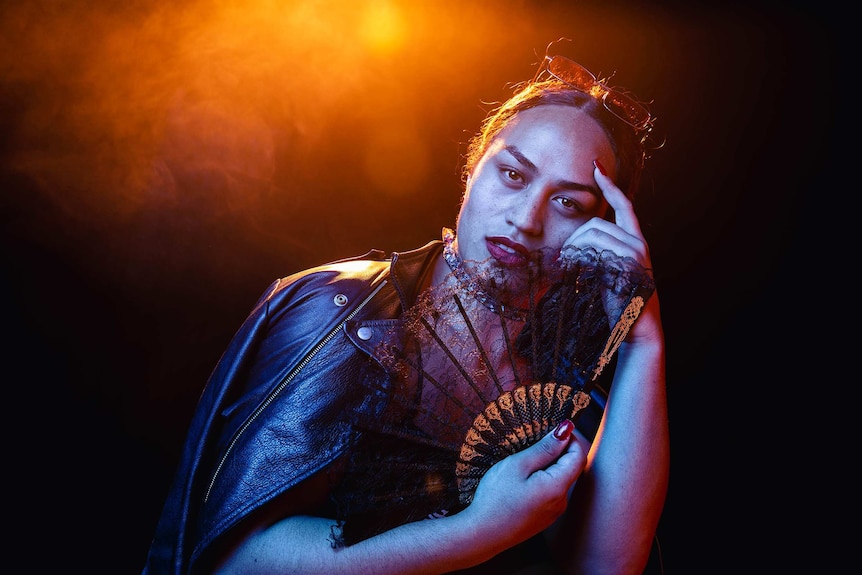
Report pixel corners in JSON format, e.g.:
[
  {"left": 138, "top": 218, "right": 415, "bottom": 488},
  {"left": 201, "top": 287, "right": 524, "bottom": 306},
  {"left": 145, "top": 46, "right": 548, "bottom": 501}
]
[{"left": 331, "top": 233, "right": 654, "bottom": 546}]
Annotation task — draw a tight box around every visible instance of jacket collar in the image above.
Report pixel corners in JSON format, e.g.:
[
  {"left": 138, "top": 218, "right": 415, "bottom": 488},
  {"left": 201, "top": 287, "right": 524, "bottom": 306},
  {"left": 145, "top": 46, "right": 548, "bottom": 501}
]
[{"left": 388, "top": 239, "right": 443, "bottom": 312}]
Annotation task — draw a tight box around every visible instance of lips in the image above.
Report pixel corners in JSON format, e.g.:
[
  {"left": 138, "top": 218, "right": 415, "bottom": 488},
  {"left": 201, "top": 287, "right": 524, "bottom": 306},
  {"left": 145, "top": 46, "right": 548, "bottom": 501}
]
[{"left": 486, "top": 237, "right": 530, "bottom": 267}]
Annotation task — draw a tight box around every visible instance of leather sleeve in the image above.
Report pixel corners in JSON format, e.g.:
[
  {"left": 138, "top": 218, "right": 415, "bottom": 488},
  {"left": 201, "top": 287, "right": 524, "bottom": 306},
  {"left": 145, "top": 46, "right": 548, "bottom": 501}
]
[{"left": 143, "top": 254, "right": 398, "bottom": 574}]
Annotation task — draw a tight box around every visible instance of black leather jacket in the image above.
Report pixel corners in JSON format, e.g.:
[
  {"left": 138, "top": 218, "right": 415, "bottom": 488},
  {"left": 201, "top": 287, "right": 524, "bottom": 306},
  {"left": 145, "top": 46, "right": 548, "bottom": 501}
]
[{"left": 143, "top": 239, "right": 607, "bottom": 574}]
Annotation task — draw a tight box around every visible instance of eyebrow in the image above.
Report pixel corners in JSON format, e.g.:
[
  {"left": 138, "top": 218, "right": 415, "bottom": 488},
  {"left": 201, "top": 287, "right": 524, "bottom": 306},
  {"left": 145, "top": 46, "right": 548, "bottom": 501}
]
[{"left": 503, "top": 145, "right": 600, "bottom": 197}]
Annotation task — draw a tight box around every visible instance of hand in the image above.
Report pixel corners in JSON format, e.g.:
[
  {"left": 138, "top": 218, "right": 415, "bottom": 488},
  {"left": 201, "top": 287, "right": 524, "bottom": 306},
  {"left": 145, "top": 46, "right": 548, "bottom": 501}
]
[
  {"left": 564, "top": 161, "right": 651, "bottom": 272},
  {"left": 563, "top": 161, "right": 661, "bottom": 344},
  {"left": 461, "top": 420, "right": 586, "bottom": 550}
]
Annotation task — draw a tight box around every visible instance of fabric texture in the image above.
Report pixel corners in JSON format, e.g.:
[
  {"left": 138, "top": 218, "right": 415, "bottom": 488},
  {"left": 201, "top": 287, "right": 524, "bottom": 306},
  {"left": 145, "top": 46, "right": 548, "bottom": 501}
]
[
  {"left": 143, "top": 241, "right": 440, "bottom": 574},
  {"left": 330, "top": 240, "right": 654, "bottom": 546},
  {"left": 141, "top": 237, "right": 625, "bottom": 574}
]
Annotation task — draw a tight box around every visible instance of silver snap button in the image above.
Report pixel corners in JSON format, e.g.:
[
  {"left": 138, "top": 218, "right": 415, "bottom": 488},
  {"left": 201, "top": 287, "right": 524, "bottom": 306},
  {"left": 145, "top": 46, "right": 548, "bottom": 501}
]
[
  {"left": 333, "top": 293, "right": 348, "bottom": 306},
  {"left": 356, "top": 326, "right": 373, "bottom": 341}
]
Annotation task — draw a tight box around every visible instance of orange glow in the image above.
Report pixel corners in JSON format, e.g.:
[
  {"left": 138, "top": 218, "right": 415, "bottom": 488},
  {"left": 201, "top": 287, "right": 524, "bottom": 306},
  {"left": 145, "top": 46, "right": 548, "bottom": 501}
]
[
  {"left": 0, "top": 0, "right": 660, "bottom": 228},
  {"left": 364, "top": 124, "right": 431, "bottom": 198},
  {"left": 359, "top": 1, "right": 407, "bottom": 56}
]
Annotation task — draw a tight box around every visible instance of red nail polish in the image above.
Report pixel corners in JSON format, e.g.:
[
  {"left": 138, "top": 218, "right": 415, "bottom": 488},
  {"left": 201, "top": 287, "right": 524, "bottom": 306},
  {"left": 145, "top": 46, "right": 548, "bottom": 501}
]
[
  {"left": 553, "top": 419, "right": 574, "bottom": 440},
  {"left": 593, "top": 159, "right": 607, "bottom": 176}
]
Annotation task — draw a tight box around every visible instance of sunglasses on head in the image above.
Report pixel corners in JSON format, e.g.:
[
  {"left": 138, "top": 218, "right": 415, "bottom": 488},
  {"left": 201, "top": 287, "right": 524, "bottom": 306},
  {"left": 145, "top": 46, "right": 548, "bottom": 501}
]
[{"left": 533, "top": 55, "right": 653, "bottom": 135}]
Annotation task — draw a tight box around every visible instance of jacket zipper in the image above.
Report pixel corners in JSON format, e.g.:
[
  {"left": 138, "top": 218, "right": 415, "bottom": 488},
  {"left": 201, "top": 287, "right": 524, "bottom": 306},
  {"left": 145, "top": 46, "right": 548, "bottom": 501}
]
[{"left": 204, "top": 278, "right": 389, "bottom": 503}]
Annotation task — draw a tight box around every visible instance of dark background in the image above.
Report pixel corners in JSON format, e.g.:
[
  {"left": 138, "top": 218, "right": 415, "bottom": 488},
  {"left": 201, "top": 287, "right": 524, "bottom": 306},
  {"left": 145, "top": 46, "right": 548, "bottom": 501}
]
[{"left": 1, "top": 1, "right": 837, "bottom": 572}]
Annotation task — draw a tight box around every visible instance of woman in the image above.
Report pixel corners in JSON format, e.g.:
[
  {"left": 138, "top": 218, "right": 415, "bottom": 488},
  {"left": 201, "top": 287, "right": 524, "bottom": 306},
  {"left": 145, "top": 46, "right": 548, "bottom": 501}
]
[{"left": 144, "top": 45, "right": 669, "bottom": 575}]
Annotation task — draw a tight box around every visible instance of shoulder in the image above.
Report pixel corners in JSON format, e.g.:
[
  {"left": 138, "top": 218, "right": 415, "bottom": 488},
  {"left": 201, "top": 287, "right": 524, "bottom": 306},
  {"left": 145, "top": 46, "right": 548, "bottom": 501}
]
[
  {"left": 254, "top": 249, "right": 392, "bottom": 310},
  {"left": 284, "top": 248, "right": 391, "bottom": 286},
  {"left": 259, "top": 240, "right": 444, "bottom": 311}
]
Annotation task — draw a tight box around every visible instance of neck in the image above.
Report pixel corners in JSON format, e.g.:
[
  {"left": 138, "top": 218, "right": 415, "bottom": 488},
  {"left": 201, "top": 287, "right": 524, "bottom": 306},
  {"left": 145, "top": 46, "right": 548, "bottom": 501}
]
[
  {"left": 439, "top": 227, "right": 528, "bottom": 322},
  {"left": 430, "top": 251, "right": 453, "bottom": 290}
]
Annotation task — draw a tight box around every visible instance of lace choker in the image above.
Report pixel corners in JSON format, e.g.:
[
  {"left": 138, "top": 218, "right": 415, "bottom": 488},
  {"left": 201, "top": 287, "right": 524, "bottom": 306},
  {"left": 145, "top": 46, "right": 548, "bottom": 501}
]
[{"left": 441, "top": 227, "right": 528, "bottom": 322}]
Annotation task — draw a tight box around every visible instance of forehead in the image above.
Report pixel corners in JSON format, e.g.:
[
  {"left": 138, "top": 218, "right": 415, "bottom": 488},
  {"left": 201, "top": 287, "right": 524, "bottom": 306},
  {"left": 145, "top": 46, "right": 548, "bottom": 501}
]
[{"left": 495, "top": 104, "right": 614, "bottom": 164}]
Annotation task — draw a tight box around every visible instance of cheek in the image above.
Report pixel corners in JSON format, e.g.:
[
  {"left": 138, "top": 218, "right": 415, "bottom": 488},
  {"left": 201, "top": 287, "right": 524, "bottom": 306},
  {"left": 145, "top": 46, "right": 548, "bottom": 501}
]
[
  {"left": 458, "top": 182, "right": 496, "bottom": 222},
  {"left": 544, "top": 216, "right": 592, "bottom": 250},
  {"left": 545, "top": 229, "right": 574, "bottom": 251}
]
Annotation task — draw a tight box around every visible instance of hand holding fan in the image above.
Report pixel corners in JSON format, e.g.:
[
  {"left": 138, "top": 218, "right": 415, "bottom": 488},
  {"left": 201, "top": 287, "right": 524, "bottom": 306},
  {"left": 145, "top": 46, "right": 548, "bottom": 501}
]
[{"left": 331, "top": 228, "right": 654, "bottom": 545}]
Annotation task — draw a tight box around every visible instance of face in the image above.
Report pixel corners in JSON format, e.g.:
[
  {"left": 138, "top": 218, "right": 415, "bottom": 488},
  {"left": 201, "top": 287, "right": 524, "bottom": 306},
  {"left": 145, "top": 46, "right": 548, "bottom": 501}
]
[{"left": 453, "top": 104, "right": 616, "bottom": 269}]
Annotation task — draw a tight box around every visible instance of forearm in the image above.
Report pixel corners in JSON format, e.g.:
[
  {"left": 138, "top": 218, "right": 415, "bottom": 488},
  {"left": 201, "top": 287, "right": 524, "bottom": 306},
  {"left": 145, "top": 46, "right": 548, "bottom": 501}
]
[
  {"left": 559, "top": 333, "right": 670, "bottom": 574},
  {"left": 214, "top": 512, "right": 497, "bottom": 575},
  {"left": 214, "top": 417, "right": 588, "bottom": 574}
]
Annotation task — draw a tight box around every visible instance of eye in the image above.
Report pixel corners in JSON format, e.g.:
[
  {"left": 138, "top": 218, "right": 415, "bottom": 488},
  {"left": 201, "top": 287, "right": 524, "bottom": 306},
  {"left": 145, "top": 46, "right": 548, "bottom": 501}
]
[
  {"left": 554, "top": 195, "right": 581, "bottom": 211},
  {"left": 501, "top": 168, "right": 524, "bottom": 184}
]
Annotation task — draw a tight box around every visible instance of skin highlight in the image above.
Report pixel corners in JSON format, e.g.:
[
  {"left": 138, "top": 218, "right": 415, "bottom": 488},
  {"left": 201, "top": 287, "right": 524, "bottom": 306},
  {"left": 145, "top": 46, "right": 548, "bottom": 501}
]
[
  {"left": 181, "top": 68, "right": 667, "bottom": 575},
  {"left": 452, "top": 105, "right": 616, "bottom": 269}
]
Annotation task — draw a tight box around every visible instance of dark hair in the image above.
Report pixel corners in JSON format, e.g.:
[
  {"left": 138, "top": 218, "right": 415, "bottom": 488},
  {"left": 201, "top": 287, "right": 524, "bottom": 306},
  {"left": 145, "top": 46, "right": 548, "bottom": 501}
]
[{"left": 463, "top": 80, "right": 648, "bottom": 200}]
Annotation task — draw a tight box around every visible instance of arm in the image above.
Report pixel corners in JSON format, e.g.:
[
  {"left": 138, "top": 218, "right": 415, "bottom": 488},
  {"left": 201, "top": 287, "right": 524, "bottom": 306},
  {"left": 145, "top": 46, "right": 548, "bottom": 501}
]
[
  {"left": 552, "top": 162, "right": 670, "bottom": 574},
  {"left": 560, "top": 294, "right": 668, "bottom": 574},
  {"left": 214, "top": 422, "right": 588, "bottom": 575}
]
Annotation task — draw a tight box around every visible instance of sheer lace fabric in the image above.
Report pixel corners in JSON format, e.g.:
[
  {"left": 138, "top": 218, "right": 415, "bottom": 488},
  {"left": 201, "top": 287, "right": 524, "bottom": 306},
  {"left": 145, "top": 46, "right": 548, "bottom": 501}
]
[{"left": 331, "top": 238, "right": 655, "bottom": 546}]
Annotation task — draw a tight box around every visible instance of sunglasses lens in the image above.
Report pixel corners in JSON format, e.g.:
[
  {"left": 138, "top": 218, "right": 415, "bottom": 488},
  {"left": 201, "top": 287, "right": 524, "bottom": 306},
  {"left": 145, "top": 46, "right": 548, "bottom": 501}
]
[
  {"left": 541, "top": 56, "right": 651, "bottom": 132},
  {"left": 604, "top": 92, "right": 650, "bottom": 130},
  {"left": 547, "top": 57, "right": 595, "bottom": 91}
]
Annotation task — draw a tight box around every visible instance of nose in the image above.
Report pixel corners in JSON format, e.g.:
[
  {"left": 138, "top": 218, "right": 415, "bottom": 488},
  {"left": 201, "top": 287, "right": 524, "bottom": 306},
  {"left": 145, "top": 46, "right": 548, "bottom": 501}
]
[{"left": 506, "top": 192, "right": 544, "bottom": 236}]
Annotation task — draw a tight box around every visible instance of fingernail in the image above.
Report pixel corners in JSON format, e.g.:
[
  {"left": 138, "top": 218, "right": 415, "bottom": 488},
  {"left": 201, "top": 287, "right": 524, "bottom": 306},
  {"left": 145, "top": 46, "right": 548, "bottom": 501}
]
[
  {"left": 553, "top": 419, "right": 574, "bottom": 440},
  {"left": 593, "top": 159, "right": 607, "bottom": 176}
]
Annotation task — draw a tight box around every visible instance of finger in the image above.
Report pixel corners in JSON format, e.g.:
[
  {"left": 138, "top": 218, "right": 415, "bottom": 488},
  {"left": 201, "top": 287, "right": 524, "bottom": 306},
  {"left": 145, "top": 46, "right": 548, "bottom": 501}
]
[
  {"left": 544, "top": 425, "right": 587, "bottom": 482},
  {"left": 566, "top": 218, "right": 645, "bottom": 263},
  {"left": 593, "top": 160, "right": 644, "bottom": 239},
  {"left": 511, "top": 419, "right": 583, "bottom": 480}
]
